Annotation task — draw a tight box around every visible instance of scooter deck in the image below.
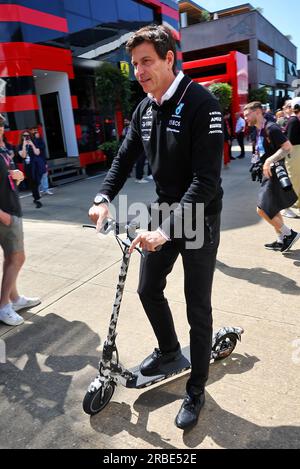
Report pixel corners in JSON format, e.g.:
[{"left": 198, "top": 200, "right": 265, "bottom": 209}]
[{"left": 121, "top": 346, "right": 191, "bottom": 389}]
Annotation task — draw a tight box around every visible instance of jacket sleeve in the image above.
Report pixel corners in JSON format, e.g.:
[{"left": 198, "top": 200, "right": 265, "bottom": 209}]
[
  {"left": 160, "top": 97, "right": 223, "bottom": 239},
  {"left": 99, "top": 108, "right": 144, "bottom": 201}
]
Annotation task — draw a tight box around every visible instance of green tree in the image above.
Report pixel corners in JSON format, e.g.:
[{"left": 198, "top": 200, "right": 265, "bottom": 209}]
[
  {"left": 248, "top": 87, "right": 269, "bottom": 104},
  {"left": 200, "top": 10, "right": 211, "bottom": 22},
  {"left": 99, "top": 140, "right": 121, "bottom": 168},
  {"left": 208, "top": 82, "right": 232, "bottom": 112},
  {"left": 95, "top": 63, "right": 132, "bottom": 138}
]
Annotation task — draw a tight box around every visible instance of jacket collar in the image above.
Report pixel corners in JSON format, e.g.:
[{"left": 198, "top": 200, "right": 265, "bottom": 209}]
[{"left": 148, "top": 72, "right": 192, "bottom": 107}]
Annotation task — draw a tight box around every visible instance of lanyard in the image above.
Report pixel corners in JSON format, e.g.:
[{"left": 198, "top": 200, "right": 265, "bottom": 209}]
[{"left": 0, "top": 149, "right": 16, "bottom": 191}]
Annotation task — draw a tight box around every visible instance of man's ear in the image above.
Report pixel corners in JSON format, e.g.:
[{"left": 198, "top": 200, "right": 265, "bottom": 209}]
[{"left": 166, "top": 50, "right": 174, "bottom": 70}]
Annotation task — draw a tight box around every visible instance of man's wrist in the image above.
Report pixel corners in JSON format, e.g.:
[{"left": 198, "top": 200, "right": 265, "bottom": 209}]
[
  {"left": 157, "top": 227, "right": 170, "bottom": 241},
  {"left": 93, "top": 193, "right": 110, "bottom": 205}
]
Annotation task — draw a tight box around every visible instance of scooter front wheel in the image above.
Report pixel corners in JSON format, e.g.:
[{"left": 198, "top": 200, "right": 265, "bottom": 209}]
[
  {"left": 83, "top": 381, "right": 115, "bottom": 415},
  {"left": 212, "top": 333, "right": 237, "bottom": 361}
]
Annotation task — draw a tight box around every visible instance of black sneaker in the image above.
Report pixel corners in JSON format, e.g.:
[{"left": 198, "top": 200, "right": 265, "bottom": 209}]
[
  {"left": 281, "top": 229, "right": 300, "bottom": 253},
  {"left": 175, "top": 392, "right": 205, "bottom": 429},
  {"left": 140, "top": 344, "right": 182, "bottom": 376},
  {"left": 34, "top": 200, "right": 42, "bottom": 208},
  {"left": 264, "top": 241, "right": 283, "bottom": 251}
]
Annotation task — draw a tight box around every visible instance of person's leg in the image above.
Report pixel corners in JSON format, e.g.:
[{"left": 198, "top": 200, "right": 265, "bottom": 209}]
[
  {"left": 147, "top": 159, "right": 152, "bottom": 176},
  {"left": 135, "top": 153, "right": 146, "bottom": 180},
  {"left": 24, "top": 166, "right": 34, "bottom": 200},
  {"left": 237, "top": 132, "right": 245, "bottom": 157},
  {"left": 175, "top": 214, "right": 220, "bottom": 429},
  {"left": 137, "top": 242, "right": 180, "bottom": 352},
  {"left": 223, "top": 141, "right": 230, "bottom": 166},
  {"left": 40, "top": 172, "right": 49, "bottom": 192},
  {"left": 257, "top": 208, "right": 283, "bottom": 233},
  {"left": 257, "top": 207, "right": 300, "bottom": 251},
  {"left": 32, "top": 179, "right": 41, "bottom": 202},
  {"left": 0, "top": 251, "right": 25, "bottom": 307},
  {"left": 25, "top": 168, "right": 41, "bottom": 204},
  {"left": 181, "top": 214, "right": 220, "bottom": 396}
]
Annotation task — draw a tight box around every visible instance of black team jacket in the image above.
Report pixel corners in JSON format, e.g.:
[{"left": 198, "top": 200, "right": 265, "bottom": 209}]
[{"left": 99, "top": 75, "right": 224, "bottom": 239}]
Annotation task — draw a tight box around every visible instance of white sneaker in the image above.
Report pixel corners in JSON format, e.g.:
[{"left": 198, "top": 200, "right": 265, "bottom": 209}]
[
  {"left": 135, "top": 178, "right": 149, "bottom": 183},
  {"left": 0, "top": 304, "right": 24, "bottom": 326},
  {"left": 281, "top": 208, "right": 298, "bottom": 218},
  {"left": 12, "top": 295, "right": 41, "bottom": 312},
  {"left": 45, "top": 190, "right": 53, "bottom": 195},
  {"left": 146, "top": 175, "right": 153, "bottom": 180}
]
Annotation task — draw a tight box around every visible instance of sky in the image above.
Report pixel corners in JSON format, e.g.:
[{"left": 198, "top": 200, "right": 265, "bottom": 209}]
[{"left": 179, "top": 0, "right": 300, "bottom": 67}]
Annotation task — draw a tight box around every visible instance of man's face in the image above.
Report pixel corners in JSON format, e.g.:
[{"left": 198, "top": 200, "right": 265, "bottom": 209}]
[
  {"left": 31, "top": 128, "right": 39, "bottom": 137},
  {"left": 131, "top": 41, "right": 174, "bottom": 98},
  {"left": 244, "top": 109, "right": 258, "bottom": 126}
]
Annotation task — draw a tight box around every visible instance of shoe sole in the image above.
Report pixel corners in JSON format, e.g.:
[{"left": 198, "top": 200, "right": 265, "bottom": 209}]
[
  {"left": 0, "top": 317, "right": 24, "bottom": 326},
  {"left": 281, "top": 233, "right": 300, "bottom": 253},
  {"left": 264, "top": 246, "right": 282, "bottom": 251},
  {"left": 13, "top": 300, "right": 41, "bottom": 312}
]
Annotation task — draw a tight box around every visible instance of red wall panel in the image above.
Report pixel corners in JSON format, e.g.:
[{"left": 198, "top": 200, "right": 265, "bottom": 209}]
[
  {"left": 0, "top": 4, "right": 68, "bottom": 32},
  {"left": 0, "top": 94, "right": 39, "bottom": 112}
]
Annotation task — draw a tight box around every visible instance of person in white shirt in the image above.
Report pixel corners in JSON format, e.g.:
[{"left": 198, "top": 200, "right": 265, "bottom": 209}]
[{"left": 235, "top": 112, "right": 245, "bottom": 158}]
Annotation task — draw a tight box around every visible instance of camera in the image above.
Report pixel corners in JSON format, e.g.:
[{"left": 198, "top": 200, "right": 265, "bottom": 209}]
[
  {"left": 273, "top": 162, "right": 292, "bottom": 191},
  {"left": 249, "top": 161, "right": 263, "bottom": 183}
]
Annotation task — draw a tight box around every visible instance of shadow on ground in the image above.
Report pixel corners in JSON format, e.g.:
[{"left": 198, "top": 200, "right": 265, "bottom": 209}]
[
  {"left": 0, "top": 313, "right": 100, "bottom": 422},
  {"left": 216, "top": 260, "right": 300, "bottom": 294},
  {"left": 87, "top": 353, "right": 300, "bottom": 449}
]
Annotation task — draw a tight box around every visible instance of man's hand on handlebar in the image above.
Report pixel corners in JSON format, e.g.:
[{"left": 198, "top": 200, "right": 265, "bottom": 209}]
[
  {"left": 129, "top": 230, "right": 166, "bottom": 253},
  {"left": 88, "top": 203, "right": 111, "bottom": 232}
]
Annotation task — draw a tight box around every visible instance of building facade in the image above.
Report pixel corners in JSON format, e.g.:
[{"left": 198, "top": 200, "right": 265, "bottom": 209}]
[
  {"left": 0, "top": 0, "right": 180, "bottom": 167},
  {"left": 179, "top": 2, "right": 298, "bottom": 111}
]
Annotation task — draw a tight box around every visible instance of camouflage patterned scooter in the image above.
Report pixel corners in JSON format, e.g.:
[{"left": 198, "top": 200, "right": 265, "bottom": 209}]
[{"left": 82, "top": 220, "right": 244, "bottom": 416}]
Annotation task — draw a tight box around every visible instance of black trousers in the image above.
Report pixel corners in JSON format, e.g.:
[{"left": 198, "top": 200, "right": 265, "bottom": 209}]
[
  {"left": 24, "top": 165, "right": 40, "bottom": 202},
  {"left": 137, "top": 213, "right": 220, "bottom": 396},
  {"left": 236, "top": 132, "right": 245, "bottom": 156},
  {"left": 135, "top": 153, "right": 151, "bottom": 180}
]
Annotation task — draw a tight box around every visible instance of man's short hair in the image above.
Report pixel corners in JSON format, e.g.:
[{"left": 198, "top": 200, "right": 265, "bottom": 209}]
[
  {"left": 244, "top": 101, "right": 263, "bottom": 112},
  {"left": 126, "top": 24, "right": 177, "bottom": 74}
]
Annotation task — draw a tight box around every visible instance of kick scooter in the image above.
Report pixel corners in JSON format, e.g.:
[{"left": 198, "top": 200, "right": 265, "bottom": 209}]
[{"left": 82, "top": 219, "right": 244, "bottom": 415}]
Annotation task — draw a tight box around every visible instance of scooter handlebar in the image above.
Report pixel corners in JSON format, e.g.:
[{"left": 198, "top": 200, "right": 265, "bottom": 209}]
[{"left": 83, "top": 220, "right": 162, "bottom": 252}]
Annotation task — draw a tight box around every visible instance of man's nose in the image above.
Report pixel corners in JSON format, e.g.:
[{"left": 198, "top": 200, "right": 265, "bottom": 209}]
[{"left": 135, "top": 64, "right": 144, "bottom": 78}]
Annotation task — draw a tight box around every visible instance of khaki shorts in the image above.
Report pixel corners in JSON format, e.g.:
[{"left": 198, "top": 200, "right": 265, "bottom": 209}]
[{"left": 0, "top": 216, "right": 24, "bottom": 255}]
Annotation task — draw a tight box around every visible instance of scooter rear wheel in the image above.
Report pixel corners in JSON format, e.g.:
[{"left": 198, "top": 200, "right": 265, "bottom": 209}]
[
  {"left": 83, "top": 381, "right": 115, "bottom": 415},
  {"left": 212, "top": 333, "right": 237, "bottom": 361}
]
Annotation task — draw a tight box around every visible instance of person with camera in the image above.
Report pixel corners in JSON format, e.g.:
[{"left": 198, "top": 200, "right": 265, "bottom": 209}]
[
  {"left": 0, "top": 115, "right": 41, "bottom": 326},
  {"left": 244, "top": 101, "right": 299, "bottom": 253},
  {"left": 17, "top": 130, "right": 43, "bottom": 208}
]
